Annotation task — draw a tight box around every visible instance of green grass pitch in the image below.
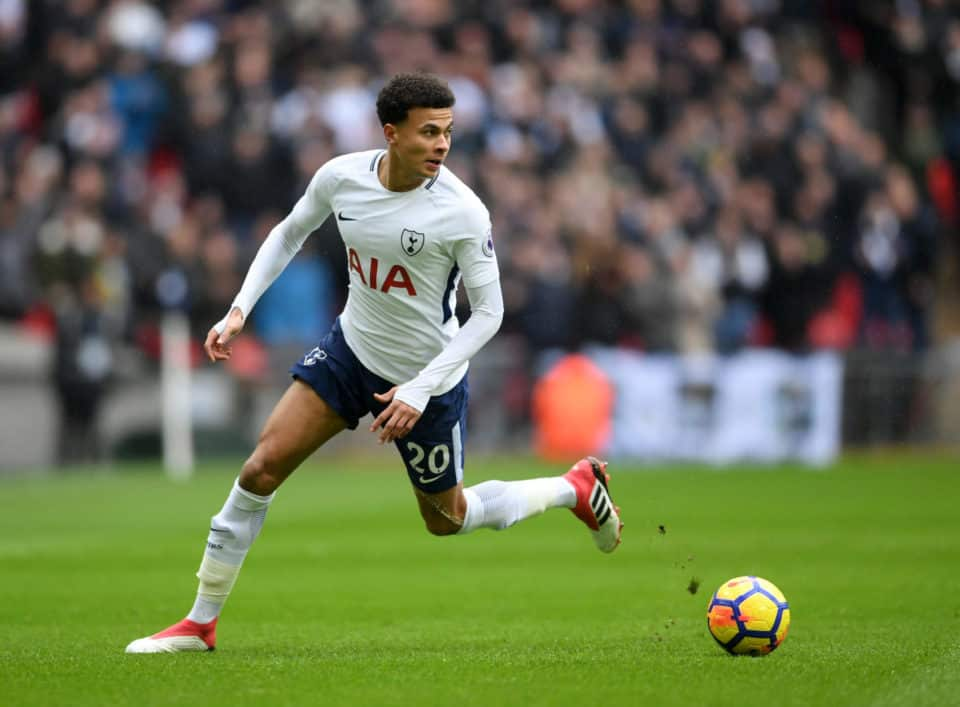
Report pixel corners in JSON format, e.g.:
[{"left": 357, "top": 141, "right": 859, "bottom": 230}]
[{"left": 1, "top": 453, "right": 958, "bottom": 707}]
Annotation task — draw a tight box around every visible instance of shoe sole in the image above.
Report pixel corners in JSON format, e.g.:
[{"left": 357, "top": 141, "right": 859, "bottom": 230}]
[{"left": 125, "top": 635, "right": 214, "bottom": 653}]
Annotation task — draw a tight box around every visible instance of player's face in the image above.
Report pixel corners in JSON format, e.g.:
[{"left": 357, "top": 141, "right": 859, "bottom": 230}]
[{"left": 387, "top": 107, "right": 453, "bottom": 181}]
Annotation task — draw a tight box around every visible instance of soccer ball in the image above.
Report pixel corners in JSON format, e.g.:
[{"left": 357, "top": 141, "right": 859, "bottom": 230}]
[{"left": 706, "top": 576, "right": 790, "bottom": 656}]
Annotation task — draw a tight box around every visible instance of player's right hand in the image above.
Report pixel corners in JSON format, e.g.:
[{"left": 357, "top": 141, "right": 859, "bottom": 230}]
[{"left": 204, "top": 307, "right": 244, "bottom": 363}]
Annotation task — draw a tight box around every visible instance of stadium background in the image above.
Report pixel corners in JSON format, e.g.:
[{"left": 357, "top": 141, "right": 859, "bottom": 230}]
[
  {"left": 1, "top": 0, "right": 960, "bottom": 469},
  {"left": 3, "top": 4, "right": 960, "bottom": 707}
]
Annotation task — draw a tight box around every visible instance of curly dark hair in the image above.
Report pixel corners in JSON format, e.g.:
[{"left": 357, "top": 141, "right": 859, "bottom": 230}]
[{"left": 376, "top": 73, "right": 455, "bottom": 126}]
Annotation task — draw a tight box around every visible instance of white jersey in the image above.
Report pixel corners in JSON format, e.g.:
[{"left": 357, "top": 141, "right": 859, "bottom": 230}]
[{"left": 226, "top": 149, "right": 500, "bottom": 398}]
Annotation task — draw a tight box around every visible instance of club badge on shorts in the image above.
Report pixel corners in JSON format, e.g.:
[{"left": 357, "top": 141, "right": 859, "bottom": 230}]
[{"left": 302, "top": 347, "right": 328, "bottom": 366}]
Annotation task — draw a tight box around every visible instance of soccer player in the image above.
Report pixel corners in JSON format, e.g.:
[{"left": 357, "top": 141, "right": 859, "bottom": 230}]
[{"left": 125, "top": 73, "right": 622, "bottom": 654}]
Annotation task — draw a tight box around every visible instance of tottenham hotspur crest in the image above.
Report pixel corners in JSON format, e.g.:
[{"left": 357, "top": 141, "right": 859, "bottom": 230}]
[{"left": 401, "top": 228, "right": 425, "bottom": 256}]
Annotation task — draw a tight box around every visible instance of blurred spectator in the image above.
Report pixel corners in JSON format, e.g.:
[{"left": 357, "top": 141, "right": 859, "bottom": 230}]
[
  {"left": 52, "top": 272, "right": 114, "bottom": 464},
  {"left": 247, "top": 210, "right": 335, "bottom": 347},
  {"left": 219, "top": 124, "right": 293, "bottom": 233},
  {"left": 855, "top": 165, "right": 938, "bottom": 351},
  {"left": 690, "top": 205, "right": 766, "bottom": 353},
  {"left": 762, "top": 221, "right": 834, "bottom": 352},
  {"left": 0, "top": 0, "right": 27, "bottom": 95},
  {"left": 108, "top": 49, "right": 167, "bottom": 157}
]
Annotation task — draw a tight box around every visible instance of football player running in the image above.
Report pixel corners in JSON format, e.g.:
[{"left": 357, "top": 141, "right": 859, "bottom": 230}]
[{"left": 126, "top": 73, "right": 621, "bottom": 654}]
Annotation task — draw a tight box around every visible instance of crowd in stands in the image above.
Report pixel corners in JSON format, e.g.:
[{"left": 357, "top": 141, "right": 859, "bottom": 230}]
[{"left": 1, "top": 0, "right": 959, "bottom": 456}]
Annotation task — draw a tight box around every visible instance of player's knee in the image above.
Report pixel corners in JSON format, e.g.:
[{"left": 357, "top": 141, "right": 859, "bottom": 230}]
[
  {"left": 419, "top": 503, "right": 463, "bottom": 536},
  {"left": 239, "top": 447, "right": 282, "bottom": 496},
  {"left": 422, "top": 513, "right": 462, "bottom": 536},
  {"left": 415, "top": 488, "right": 467, "bottom": 536}
]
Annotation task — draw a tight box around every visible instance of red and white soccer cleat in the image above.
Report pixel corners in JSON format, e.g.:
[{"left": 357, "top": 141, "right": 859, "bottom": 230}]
[
  {"left": 563, "top": 456, "right": 623, "bottom": 553},
  {"left": 125, "top": 617, "right": 217, "bottom": 653}
]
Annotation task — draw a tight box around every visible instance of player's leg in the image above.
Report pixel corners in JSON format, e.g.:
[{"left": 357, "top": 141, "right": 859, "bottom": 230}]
[
  {"left": 187, "top": 380, "right": 347, "bottom": 618},
  {"left": 236, "top": 379, "right": 349, "bottom": 495},
  {"left": 396, "top": 378, "right": 622, "bottom": 550},
  {"left": 412, "top": 474, "right": 573, "bottom": 536},
  {"left": 413, "top": 459, "right": 621, "bottom": 552},
  {"left": 125, "top": 380, "right": 348, "bottom": 653},
  {"left": 412, "top": 484, "right": 466, "bottom": 535}
]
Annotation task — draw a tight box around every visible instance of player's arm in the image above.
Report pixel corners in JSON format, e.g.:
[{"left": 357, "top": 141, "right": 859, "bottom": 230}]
[
  {"left": 396, "top": 278, "right": 503, "bottom": 410},
  {"left": 204, "top": 168, "right": 335, "bottom": 362},
  {"left": 370, "top": 202, "right": 500, "bottom": 442},
  {"left": 370, "top": 278, "right": 504, "bottom": 443}
]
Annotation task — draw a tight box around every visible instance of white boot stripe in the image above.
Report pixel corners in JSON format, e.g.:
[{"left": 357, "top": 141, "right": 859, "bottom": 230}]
[{"left": 590, "top": 484, "right": 603, "bottom": 507}]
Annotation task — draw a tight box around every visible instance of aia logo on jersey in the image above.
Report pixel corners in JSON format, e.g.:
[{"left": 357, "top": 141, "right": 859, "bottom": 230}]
[
  {"left": 401, "top": 228, "right": 425, "bottom": 256},
  {"left": 348, "top": 247, "right": 417, "bottom": 296}
]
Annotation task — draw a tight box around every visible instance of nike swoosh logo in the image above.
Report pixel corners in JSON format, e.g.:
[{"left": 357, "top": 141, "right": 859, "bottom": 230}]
[
  {"left": 418, "top": 475, "right": 445, "bottom": 484},
  {"left": 209, "top": 527, "right": 229, "bottom": 533},
  {"left": 338, "top": 211, "right": 357, "bottom": 221}
]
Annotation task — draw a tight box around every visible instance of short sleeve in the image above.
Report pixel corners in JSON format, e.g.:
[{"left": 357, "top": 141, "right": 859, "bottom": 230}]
[{"left": 451, "top": 199, "right": 499, "bottom": 289}]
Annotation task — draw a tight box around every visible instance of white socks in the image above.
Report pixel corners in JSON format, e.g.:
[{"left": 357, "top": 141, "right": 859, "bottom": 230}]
[
  {"left": 186, "top": 479, "right": 274, "bottom": 624},
  {"left": 458, "top": 478, "right": 576, "bottom": 534},
  {"left": 183, "top": 476, "right": 574, "bottom": 621}
]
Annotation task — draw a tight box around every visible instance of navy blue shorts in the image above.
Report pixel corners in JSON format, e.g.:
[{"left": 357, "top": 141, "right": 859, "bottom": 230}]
[{"left": 290, "top": 319, "right": 468, "bottom": 493}]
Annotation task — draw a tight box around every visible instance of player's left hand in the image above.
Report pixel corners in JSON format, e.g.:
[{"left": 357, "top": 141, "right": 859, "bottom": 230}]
[{"left": 370, "top": 387, "right": 422, "bottom": 444}]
